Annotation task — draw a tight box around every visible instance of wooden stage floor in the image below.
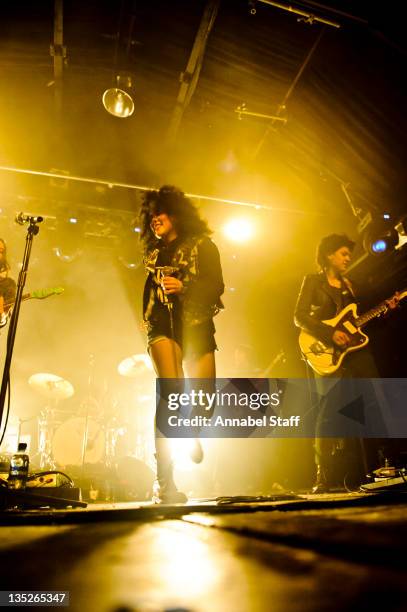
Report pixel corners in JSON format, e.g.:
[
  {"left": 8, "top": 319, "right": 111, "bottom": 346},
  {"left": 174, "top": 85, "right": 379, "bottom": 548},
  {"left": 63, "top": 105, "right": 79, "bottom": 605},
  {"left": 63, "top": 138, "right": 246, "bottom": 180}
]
[{"left": 0, "top": 491, "right": 406, "bottom": 611}]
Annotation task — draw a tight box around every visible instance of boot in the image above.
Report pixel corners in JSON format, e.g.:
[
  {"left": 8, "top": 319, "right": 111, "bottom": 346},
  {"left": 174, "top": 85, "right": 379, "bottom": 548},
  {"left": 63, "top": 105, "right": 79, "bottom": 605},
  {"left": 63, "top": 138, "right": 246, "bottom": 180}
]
[
  {"left": 152, "top": 475, "right": 187, "bottom": 504},
  {"left": 311, "top": 438, "right": 337, "bottom": 494},
  {"left": 153, "top": 439, "right": 187, "bottom": 504},
  {"left": 311, "top": 465, "right": 330, "bottom": 494}
]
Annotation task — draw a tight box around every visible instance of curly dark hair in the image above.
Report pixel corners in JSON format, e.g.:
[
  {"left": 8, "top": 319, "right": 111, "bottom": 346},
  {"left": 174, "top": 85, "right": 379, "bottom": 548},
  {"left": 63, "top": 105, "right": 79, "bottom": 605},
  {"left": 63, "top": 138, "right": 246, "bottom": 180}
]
[
  {"left": 139, "top": 185, "right": 212, "bottom": 251},
  {"left": 316, "top": 233, "right": 355, "bottom": 270}
]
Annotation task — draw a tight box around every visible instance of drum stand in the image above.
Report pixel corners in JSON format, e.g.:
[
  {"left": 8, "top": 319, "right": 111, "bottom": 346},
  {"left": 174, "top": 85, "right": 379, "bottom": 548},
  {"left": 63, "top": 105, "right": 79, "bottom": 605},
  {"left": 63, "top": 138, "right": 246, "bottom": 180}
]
[
  {"left": 13, "top": 415, "right": 35, "bottom": 454},
  {"left": 37, "top": 406, "right": 59, "bottom": 470},
  {"left": 80, "top": 354, "right": 97, "bottom": 475},
  {"left": 78, "top": 357, "right": 120, "bottom": 501}
]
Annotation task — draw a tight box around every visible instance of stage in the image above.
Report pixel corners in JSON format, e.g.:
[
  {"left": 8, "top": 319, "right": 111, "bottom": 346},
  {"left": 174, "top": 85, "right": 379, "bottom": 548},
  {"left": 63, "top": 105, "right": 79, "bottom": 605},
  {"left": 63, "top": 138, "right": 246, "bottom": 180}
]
[{"left": 1, "top": 491, "right": 406, "bottom": 611}]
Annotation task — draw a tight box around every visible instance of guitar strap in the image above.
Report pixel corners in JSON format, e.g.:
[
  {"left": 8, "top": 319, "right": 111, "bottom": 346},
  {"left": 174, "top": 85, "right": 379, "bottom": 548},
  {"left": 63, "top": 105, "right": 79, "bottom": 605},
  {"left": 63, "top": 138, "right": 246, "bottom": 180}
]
[{"left": 342, "top": 276, "right": 356, "bottom": 299}]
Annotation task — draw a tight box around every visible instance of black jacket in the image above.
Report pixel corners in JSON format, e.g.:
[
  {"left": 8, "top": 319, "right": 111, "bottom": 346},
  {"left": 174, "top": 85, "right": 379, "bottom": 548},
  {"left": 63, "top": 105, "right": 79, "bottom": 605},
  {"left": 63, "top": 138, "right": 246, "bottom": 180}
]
[
  {"left": 143, "top": 236, "right": 224, "bottom": 328},
  {"left": 294, "top": 273, "right": 355, "bottom": 345}
]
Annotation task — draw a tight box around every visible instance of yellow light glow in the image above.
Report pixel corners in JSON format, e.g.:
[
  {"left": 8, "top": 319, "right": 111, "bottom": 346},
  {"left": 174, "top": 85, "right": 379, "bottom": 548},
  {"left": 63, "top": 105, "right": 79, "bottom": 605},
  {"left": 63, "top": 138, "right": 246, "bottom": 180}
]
[
  {"left": 169, "top": 438, "right": 196, "bottom": 472},
  {"left": 153, "top": 523, "right": 220, "bottom": 598},
  {"left": 223, "top": 218, "right": 254, "bottom": 243}
]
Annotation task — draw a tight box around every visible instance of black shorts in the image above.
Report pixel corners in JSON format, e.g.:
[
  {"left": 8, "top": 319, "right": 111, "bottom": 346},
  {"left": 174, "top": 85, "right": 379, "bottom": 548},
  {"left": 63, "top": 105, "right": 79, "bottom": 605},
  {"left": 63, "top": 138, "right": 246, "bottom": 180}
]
[{"left": 148, "top": 319, "right": 217, "bottom": 359}]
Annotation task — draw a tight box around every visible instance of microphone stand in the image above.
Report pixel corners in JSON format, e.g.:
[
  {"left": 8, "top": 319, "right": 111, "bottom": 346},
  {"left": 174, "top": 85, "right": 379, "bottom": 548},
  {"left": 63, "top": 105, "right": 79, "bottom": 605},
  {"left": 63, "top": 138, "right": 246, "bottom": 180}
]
[
  {"left": 0, "top": 217, "right": 87, "bottom": 510},
  {"left": 0, "top": 218, "right": 42, "bottom": 425},
  {"left": 157, "top": 266, "right": 179, "bottom": 368}
]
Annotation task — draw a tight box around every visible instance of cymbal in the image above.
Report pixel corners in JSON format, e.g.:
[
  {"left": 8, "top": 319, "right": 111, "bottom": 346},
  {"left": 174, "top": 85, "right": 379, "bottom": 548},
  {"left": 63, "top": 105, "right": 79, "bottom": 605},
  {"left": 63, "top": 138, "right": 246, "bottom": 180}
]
[
  {"left": 28, "top": 373, "right": 74, "bottom": 401},
  {"left": 117, "top": 354, "right": 153, "bottom": 378}
]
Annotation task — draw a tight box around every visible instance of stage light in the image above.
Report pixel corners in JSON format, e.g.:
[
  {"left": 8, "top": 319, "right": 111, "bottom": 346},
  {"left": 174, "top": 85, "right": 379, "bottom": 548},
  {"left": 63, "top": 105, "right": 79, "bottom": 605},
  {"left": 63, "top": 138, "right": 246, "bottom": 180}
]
[
  {"left": 102, "top": 88, "right": 134, "bottom": 118},
  {"left": 223, "top": 218, "right": 254, "bottom": 243},
  {"left": 102, "top": 75, "right": 134, "bottom": 118},
  {"left": 52, "top": 215, "right": 83, "bottom": 262},
  {"left": 117, "top": 255, "right": 140, "bottom": 269},
  {"left": 52, "top": 246, "right": 83, "bottom": 263},
  {"left": 219, "top": 150, "right": 239, "bottom": 173},
  {"left": 371, "top": 239, "right": 387, "bottom": 253},
  {"left": 363, "top": 219, "right": 399, "bottom": 256}
]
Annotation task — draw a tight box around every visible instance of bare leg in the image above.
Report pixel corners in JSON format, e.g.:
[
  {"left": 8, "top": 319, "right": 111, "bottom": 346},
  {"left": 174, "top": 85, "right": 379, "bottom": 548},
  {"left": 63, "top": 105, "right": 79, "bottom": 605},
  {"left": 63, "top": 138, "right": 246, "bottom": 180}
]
[
  {"left": 149, "top": 338, "right": 183, "bottom": 378},
  {"left": 184, "top": 351, "right": 216, "bottom": 378},
  {"left": 185, "top": 352, "right": 216, "bottom": 464},
  {"left": 148, "top": 338, "right": 186, "bottom": 502}
]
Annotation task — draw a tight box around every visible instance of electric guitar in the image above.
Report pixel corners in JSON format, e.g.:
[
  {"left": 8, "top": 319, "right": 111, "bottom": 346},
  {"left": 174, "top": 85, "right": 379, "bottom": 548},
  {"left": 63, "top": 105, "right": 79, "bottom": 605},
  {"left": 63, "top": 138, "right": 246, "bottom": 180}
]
[
  {"left": 299, "top": 288, "right": 407, "bottom": 375},
  {"left": 1, "top": 287, "right": 64, "bottom": 327}
]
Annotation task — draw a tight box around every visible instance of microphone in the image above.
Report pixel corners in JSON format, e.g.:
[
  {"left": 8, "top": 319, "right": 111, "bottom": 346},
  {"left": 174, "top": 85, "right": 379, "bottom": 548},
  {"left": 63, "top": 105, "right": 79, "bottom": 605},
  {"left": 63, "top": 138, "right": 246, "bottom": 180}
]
[
  {"left": 157, "top": 266, "right": 178, "bottom": 277},
  {"left": 156, "top": 266, "right": 178, "bottom": 305},
  {"left": 15, "top": 212, "right": 44, "bottom": 225}
]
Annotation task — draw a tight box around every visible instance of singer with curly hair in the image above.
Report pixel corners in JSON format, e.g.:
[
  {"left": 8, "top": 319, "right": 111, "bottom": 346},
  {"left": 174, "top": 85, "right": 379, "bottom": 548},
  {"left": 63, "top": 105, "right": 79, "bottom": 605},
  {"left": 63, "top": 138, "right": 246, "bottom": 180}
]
[{"left": 139, "top": 185, "right": 224, "bottom": 503}]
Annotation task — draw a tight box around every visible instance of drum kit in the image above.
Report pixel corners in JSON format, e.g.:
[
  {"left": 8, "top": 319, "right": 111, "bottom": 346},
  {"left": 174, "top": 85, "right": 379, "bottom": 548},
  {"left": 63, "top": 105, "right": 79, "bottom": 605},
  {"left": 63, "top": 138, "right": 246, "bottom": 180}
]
[{"left": 25, "top": 354, "right": 156, "bottom": 499}]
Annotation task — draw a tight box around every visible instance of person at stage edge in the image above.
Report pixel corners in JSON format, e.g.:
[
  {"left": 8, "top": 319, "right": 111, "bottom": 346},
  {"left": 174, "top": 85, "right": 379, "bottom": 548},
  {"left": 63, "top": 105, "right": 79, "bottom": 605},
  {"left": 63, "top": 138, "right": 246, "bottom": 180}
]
[
  {"left": 139, "top": 185, "right": 224, "bottom": 504},
  {"left": 0, "top": 238, "right": 16, "bottom": 326},
  {"left": 294, "top": 233, "right": 398, "bottom": 493}
]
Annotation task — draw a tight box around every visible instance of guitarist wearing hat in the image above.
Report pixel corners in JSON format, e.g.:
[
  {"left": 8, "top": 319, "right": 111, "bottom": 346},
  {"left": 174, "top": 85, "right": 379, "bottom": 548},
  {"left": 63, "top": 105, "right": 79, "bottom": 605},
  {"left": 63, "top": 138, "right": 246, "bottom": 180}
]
[{"left": 294, "top": 233, "right": 400, "bottom": 492}]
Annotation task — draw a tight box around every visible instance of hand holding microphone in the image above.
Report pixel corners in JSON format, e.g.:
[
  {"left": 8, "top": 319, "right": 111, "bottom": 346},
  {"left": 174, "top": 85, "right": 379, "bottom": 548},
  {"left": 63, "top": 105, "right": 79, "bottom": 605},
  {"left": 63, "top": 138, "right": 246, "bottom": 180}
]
[
  {"left": 161, "top": 276, "right": 184, "bottom": 295},
  {"left": 156, "top": 266, "right": 183, "bottom": 302}
]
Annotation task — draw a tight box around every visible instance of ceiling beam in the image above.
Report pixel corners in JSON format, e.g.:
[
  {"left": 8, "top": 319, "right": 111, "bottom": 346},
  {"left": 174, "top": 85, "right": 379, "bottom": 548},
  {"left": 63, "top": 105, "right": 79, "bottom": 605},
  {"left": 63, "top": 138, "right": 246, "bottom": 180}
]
[
  {"left": 253, "top": 26, "right": 325, "bottom": 159},
  {"left": 257, "top": 0, "right": 340, "bottom": 28},
  {"left": 166, "top": 0, "right": 220, "bottom": 146},
  {"left": 50, "top": 0, "right": 66, "bottom": 118}
]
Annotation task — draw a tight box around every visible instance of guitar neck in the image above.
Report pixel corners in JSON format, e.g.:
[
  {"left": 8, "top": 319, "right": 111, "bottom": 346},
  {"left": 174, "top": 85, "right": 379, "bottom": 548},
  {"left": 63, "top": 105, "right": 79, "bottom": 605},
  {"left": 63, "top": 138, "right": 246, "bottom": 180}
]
[
  {"left": 356, "top": 302, "right": 389, "bottom": 328},
  {"left": 356, "top": 288, "right": 407, "bottom": 328},
  {"left": 261, "top": 351, "right": 285, "bottom": 377},
  {"left": 4, "top": 293, "right": 31, "bottom": 309}
]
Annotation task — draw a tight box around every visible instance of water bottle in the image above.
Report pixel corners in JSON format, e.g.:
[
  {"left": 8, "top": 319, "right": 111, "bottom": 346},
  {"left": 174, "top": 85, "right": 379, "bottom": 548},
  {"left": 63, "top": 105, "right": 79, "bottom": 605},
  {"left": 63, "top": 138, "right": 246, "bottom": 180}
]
[{"left": 8, "top": 443, "right": 29, "bottom": 489}]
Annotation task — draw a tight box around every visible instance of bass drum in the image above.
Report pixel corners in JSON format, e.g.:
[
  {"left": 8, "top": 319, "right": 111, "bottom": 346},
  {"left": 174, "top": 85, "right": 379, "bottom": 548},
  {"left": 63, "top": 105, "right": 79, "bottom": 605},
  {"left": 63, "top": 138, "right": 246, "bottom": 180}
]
[
  {"left": 114, "top": 456, "right": 155, "bottom": 501},
  {"left": 52, "top": 417, "right": 105, "bottom": 466}
]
